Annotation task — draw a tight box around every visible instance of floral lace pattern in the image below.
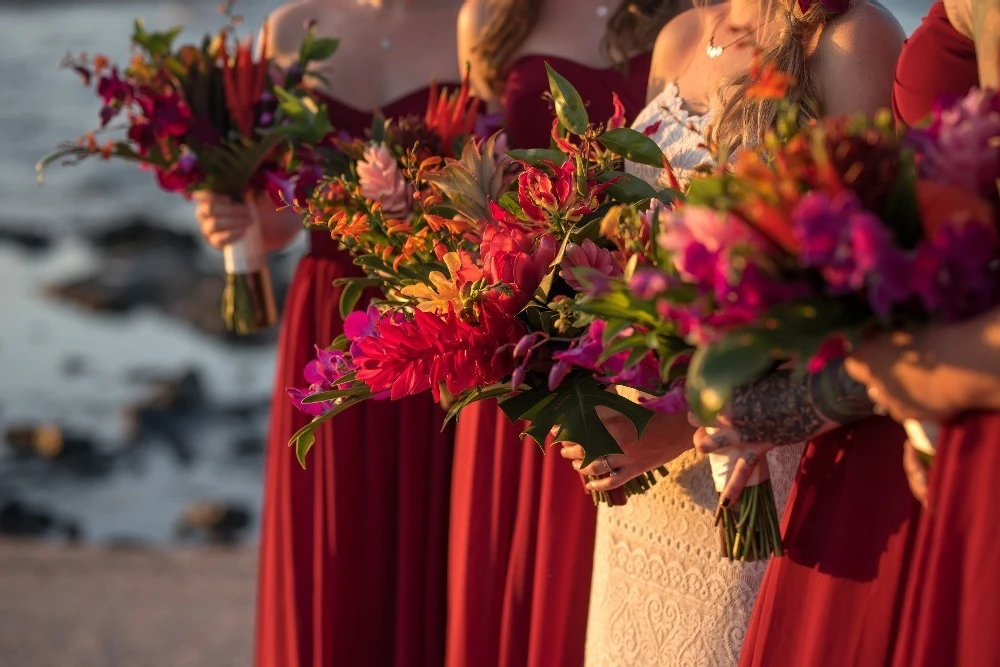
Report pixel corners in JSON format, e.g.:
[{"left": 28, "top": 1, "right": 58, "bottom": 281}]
[
  {"left": 625, "top": 82, "right": 715, "bottom": 190},
  {"left": 584, "top": 99, "right": 805, "bottom": 664}
]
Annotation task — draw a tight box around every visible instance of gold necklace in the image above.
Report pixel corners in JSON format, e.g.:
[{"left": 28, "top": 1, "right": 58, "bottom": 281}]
[{"left": 706, "top": 16, "right": 770, "bottom": 59}]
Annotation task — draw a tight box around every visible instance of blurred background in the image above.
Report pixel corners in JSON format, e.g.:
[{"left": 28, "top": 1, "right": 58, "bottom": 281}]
[{"left": 0, "top": 0, "right": 928, "bottom": 665}]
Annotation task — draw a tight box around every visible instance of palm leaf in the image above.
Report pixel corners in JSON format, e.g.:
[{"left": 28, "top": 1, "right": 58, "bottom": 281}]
[{"left": 198, "top": 132, "right": 286, "bottom": 198}]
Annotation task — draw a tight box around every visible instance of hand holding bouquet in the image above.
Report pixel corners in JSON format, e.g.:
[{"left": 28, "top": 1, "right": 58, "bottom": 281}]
[
  {"left": 40, "top": 5, "right": 339, "bottom": 334},
  {"left": 288, "top": 67, "right": 685, "bottom": 504}
]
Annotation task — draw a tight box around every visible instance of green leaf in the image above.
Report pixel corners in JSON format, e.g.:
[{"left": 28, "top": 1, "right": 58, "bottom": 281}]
[
  {"left": 534, "top": 226, "right": 574, "bottom": 302},
  {"left": 199, "top": 132, "right": 288, "bottom": 198},
  {"left": 595, "top": 171, "right": 658, "bottom": 204},
  {"left": 597, "top": 331, "right": 648, "bottom": 364},
  {"left": 338, "top": 280, "right": 369, "bottom": 320},
  {"left": 289, "top": 396, "right": 364, "bottom": 467},
  {"left": 685, "top": 331, "right": 775, "bottom": 423},
  {"left": 443, "top": 383, "right": 512, "bottom": 426},
  {"left": 655, "top": 188, "right": 682, "bottom": 205},
  {"left": 498, "top": 384, "right": 554, "bottom": 423},
  {"left": 882, "top": 152, "right": 922, "bottom": 250},
  {"left": 301, "top": 385, "right": 370, "bottom": 404},
  {"left": 306, "top": 37, "right": 339, "bottom": 64},
  {"left": 329, "top": 334, "right": 350, "bottom": 351},
  {"left": 521, "top": 401, "right": 562, "bottom": 450},
  {"left": 551, "top": 376, "right": 654, "bottom": 467},
  {"left": 597, "top": 127, "right": 667, "bottom": 168},
  {"left": 506, "top": 148, "right": 568, "bottom": 167},
  {"left": 544, "top": 63, "right": 589, "bottom": 136}
]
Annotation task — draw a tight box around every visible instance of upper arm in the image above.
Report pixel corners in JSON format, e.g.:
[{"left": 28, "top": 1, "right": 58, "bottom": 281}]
[
  {"left": 265, "top": 1, "right": 326, "bottom": 69},
  {"left": 813, "top": 3, "right": 906, "bottom": 117},
  {"left": 646, "top": 9, "right": 703, "bottom": 103},
  {"left": 972, "top": 0, "right": 1000, "bottom": 88},
  {"left": 457, "top": 0, "right": 499, "bottom": 107}
]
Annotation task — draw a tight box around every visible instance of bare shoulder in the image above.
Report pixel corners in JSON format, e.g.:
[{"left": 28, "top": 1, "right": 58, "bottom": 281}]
[
  {"left": 647, "top": 7, "right": 710, "bottom": 99},
  {"left": 457, "top": 0, "right": 490, "bottom": 40},
  {"left": 266, "top": 0, "right": 346, "bottom": 62},
  {"left": 812, "top": 1, "right": 905, "bottom": 116}
]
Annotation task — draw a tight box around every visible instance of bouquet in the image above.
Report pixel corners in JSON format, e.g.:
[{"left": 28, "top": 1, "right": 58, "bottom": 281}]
[
  {"left": 39, "top": 5, "right": 339, "bottom": 334},
  {"left": 289, "top": 66, "right": 682, "bottom": 504},
  {"left": 613, "top": 83, "right": 999, "bottom": 555}
]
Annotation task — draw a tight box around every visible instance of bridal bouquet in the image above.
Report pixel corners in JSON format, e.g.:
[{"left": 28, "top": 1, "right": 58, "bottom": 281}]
[
  {"left": 39, "top": 6, "right": 338, "bottom": 334},
  {"left": 289, "top": 67, "right": 679, "bottom": 504}
]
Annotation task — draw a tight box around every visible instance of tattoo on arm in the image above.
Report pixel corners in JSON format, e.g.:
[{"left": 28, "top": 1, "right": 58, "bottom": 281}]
[{"left": 726, "top": 360, "right": 873, "bottom": 445}]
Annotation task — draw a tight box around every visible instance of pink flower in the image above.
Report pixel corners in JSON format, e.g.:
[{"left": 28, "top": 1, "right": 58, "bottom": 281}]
[
  {"left": 155, "top": 152, "right": 202, "bottom": 194},
  {"left": 806, "top": 335, "right": 848, "bottom": 374},
  {"left": 639, "top": 381, "right": 688, "bottom": 414},
  {"left": 357, "top": 143, "right": 410, "bottom": 218},
  {"left": 911, "top": 218, "right": 999, "bottom": 322},
  {"left": 657, "top": 207, "right": 759, "bottom": 279},
  {"left": 608, "top": 93, "right": 626, "bottom": 130},
  {"left": 560, "top": 239, "right": 623, "bottom": 290},
  {"left": 481, "top": 225, "right": 558, "bottom": 304}
]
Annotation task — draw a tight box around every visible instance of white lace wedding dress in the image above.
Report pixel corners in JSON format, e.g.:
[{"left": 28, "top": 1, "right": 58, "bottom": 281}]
[{"left": 584, "top": 84, "right": 804, "bottom": 667}]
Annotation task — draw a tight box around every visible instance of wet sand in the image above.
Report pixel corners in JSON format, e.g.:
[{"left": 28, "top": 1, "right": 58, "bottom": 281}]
[{"left": 0, "top": 539, "right": 256, "bottom": 667}]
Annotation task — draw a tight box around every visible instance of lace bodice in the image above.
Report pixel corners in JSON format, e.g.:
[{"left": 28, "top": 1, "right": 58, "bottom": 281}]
[
  {"left": 584, "top": 94, "right": 804, "bottom": 667},
  {"left": 625, "top": 83, "right": 715, "bottom": 190}
]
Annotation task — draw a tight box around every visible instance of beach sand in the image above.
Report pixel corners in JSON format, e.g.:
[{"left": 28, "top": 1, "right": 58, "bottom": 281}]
[{"left": 0, "top": 539, "right": 255, "bottom": 667}]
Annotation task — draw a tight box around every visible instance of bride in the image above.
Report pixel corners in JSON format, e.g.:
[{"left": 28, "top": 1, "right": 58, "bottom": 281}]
[{"left": 559, "top": 0, "right": 904, "bottom": 664}]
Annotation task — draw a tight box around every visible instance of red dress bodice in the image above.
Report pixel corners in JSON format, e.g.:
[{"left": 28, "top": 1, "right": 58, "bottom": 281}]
[
  {"left": 892, "top": 2, "right": 979, "bottom": 125},
  {"left": 501, "top": 53, "right": 652, "bottom": 148}
]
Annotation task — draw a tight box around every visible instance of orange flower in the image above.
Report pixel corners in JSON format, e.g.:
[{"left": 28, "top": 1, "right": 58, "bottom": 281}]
[
  {"left": 92, "top": 55, "right": 110, "bottom": 75},
  {"left": 329, "top": 211, "right": 369, "bottom": 240},
  {"left": 424, "top": 213, "right": 470, "bottom": 235},
  {"left": 424, "top": 72, "right": 479, "bottom": 157},
  {"left": 747, "top": 59, "right": 795, "bottom": 101}
]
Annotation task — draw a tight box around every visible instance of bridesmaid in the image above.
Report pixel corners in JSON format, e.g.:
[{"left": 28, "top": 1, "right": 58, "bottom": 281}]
[
  {"left": 447, "top": 2, "right": 680, "bottom": 667},
  {"left": 847, "top": 2, "right": 1000, "bottom": 665},
  {"left": 195, "top": 2, "right": 462, "bottom": 666}
]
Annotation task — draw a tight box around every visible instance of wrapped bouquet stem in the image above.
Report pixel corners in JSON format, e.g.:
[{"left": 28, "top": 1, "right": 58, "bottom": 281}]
[
  {"left": 709, "top": 441, "right": 784, "bottom": 562},
  {"left": 221, "top": 192, "right": 278, "bottom": 334}
]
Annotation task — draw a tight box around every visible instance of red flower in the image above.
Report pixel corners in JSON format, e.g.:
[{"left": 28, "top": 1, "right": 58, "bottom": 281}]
[
  {"left": 481, "top": 225, "right": 558, "bottom": 305},
  {"left": 155, "top": 152, "right": 203, "bottom": 194},
  {"left": 518, "top": 161, "right": 574, "bottom": 224},
  {"left": 352, "top": 300, "right": 524, "bottom": 401},
  {"left": 424, "top": 75, "right": 480, "bottom": 158}
]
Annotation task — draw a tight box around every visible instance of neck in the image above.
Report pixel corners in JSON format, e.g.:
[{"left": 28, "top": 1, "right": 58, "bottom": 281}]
[{"left": 727, "top": 0, "right": 769, "bottom": 26}]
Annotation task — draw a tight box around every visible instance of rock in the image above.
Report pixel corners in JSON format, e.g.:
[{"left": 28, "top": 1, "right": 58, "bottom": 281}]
[
  {"left": 0, "top": 499, "right": 78, "bottom": 540},
  {"left": 4, "top": 424, "right": 114, "bottom": 478},
  {"left": 121, "top": 369, "right": 207, "bottom": 466},
  {"left": 60, "top": 355, "right": 88, "bottom": 377},
  {"left": 0, "top": 227, "right": 52, "bottom": 253},
  {"left": 230, "top": 435, "right": 264, "bottom": 460},
  {"left": 175, "top": 502, "right": 253, "bottom": 546},
  {"left": 44, "top": 217, "right": 288, "bottom": 344}
]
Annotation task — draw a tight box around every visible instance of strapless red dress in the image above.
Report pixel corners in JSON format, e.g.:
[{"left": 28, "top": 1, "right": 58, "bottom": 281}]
[
  {"left": 445, "top": 54, "right": 652, "bottom": 667},
  {"left": 255, "top": 88, "right": 455, "bottom": 667},
  {"left": 890, "top": 6, "right": 1000, "bottom": 666}
]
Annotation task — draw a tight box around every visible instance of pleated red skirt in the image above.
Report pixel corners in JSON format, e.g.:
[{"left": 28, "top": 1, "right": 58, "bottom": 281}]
[
  {"left": 446, "top": 401, "right": 596, "bottom": 667},
  {"left": 739, "top": 417, "right": 922, "bottom": 667},
  {"left": 891, "top": 411, "right": 1000, "bottom": 667},
  {"left": 254, "top": 234, "right": 453, "bottom": 667}
]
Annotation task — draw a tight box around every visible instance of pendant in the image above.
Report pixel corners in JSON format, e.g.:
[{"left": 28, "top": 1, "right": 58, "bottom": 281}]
[
  {"left": 380, "top": 38, "right": 392, "bottom": 50},
  {"left": 596, "top": 4, "right": 610, "bottom": 18},
  {"left": 706, "top": 42, "right": 724, "bottom": 58}
]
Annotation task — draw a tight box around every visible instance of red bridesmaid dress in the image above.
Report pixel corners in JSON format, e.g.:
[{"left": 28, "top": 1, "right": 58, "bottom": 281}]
[
  {"left": 445, "top": 54, "right": 652, "bottom": 667},
  {"left": 255, "top": 89, "right": 456, "bottom": 667},
  {"left": 738, "top": 418, "right": 921, "bottom": 666},
  {"left": 890, "top": 5, "right": 1000, "bottom": 666}
]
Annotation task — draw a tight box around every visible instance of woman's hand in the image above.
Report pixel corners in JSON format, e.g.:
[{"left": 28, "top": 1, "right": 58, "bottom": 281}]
[
  {"left": 845, "top": 316, "right": 1000, "bottom": 422},
  {"left": 902, "top": 439, "right": 929, "bottom": 506},
  {"left": 558, "top": 408, "right": 695, "bottom": 493},
  {"left": 193, "top": 191, "right": 303, "bottom": 252}
]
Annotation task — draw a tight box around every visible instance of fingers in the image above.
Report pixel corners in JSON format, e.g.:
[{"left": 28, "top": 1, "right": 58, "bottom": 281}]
[
  {"left": 584, "top": 466, "right": 633, "bottom": 493},
  {"left": 693, "top": 426, "right": 742, "bottom": 454},
  {"left": 205, "top": 230, "right": 246, "bottom": 249},
  {"left": 558, "top": 443, "right": 585, "bottom": 461},
  {"left": 843, "top": 356, "right": 871, "bottom": 386},
  {"left": 902, "top": 440, "right": 929, "bottom": 506},
  {"left": 576, "top": 453, "right": 627, "bottom": 478},
  {"left": 717, "top": 450, "right": 763, "bottom": 510}
]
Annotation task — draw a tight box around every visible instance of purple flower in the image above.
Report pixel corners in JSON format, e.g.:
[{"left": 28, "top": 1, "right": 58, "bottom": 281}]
[
  {"left": 552, "top": 320, "right": 607, "bottom": 371},
  {"left": 639, "top": 381, "right": 688, "bottom": 414},
  {"left": 97, "top": 69, "right": 133, "bottom": 126},
  {"left": 910, "top": 88, "right": 1000, "bottom": 199},
  {"left": 850, "top": 213, "right": 913, "bottom": 317},
  {"left": 343, "top": 304, "right": 380, "bottom": 358},
  {"left": 911, "top": 219, "right": 999, "bottom": 322},
  {"left": 286, "top": 346, "right": 358, "bottom": 417},
  {"left": 629, "top": 269, "right": 671, "bottom": 300},
  {"left": 548, "top": 361, "right": 571, "bottom": 390}
]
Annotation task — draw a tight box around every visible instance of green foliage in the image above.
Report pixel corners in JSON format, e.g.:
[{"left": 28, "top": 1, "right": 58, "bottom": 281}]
[
  {"left": 499, "top": 375, "right": 653, "bottom": 466},
  {"left": 595, "top": 171, "right": 658, "bottom": 204},
  {"left": 544, "top": 64, "right": 589, "bottom": 136},
  {"left": 597, "top": 128, "right": 667, "bottom": 168},
  {"left": 131, "top": 20, "right": 183, "bottom": 59},
  {"left": 506, "top": 148, "right": 569, "bottom": 167}
]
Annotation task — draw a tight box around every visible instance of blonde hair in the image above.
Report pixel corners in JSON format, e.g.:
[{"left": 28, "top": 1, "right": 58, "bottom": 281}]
[
  {"left": 714, "top": 0, "right": 844, "bottom": 150},
  {"left": 475, "top": 0, "right": 684, "bottom": 97}
]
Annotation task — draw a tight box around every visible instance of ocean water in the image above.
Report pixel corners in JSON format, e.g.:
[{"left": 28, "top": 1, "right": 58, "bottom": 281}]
[{"left": 0, "top": 0, "right": 928, "bottom": 546}]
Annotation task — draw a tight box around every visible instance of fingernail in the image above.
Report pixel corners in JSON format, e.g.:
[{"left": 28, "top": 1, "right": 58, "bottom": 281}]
[{"left": 585, "top": 482, "right": 595, "bottom": 491}]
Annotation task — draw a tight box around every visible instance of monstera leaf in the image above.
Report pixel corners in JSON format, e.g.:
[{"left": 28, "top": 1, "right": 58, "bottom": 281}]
[{"left": 499, "top": 375, "right": 653, "bottom": 467}]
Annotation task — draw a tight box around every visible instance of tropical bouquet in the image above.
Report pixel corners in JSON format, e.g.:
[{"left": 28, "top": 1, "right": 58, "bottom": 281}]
[
  {"left": 39, "top": 4, "right": 339, "bottom": 334},
  {"left": 288, "top": 66, "right": 684, "bottom": 504},
  {"left": 587, "top": 74, "right": 1000, "bottom": 556}
]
